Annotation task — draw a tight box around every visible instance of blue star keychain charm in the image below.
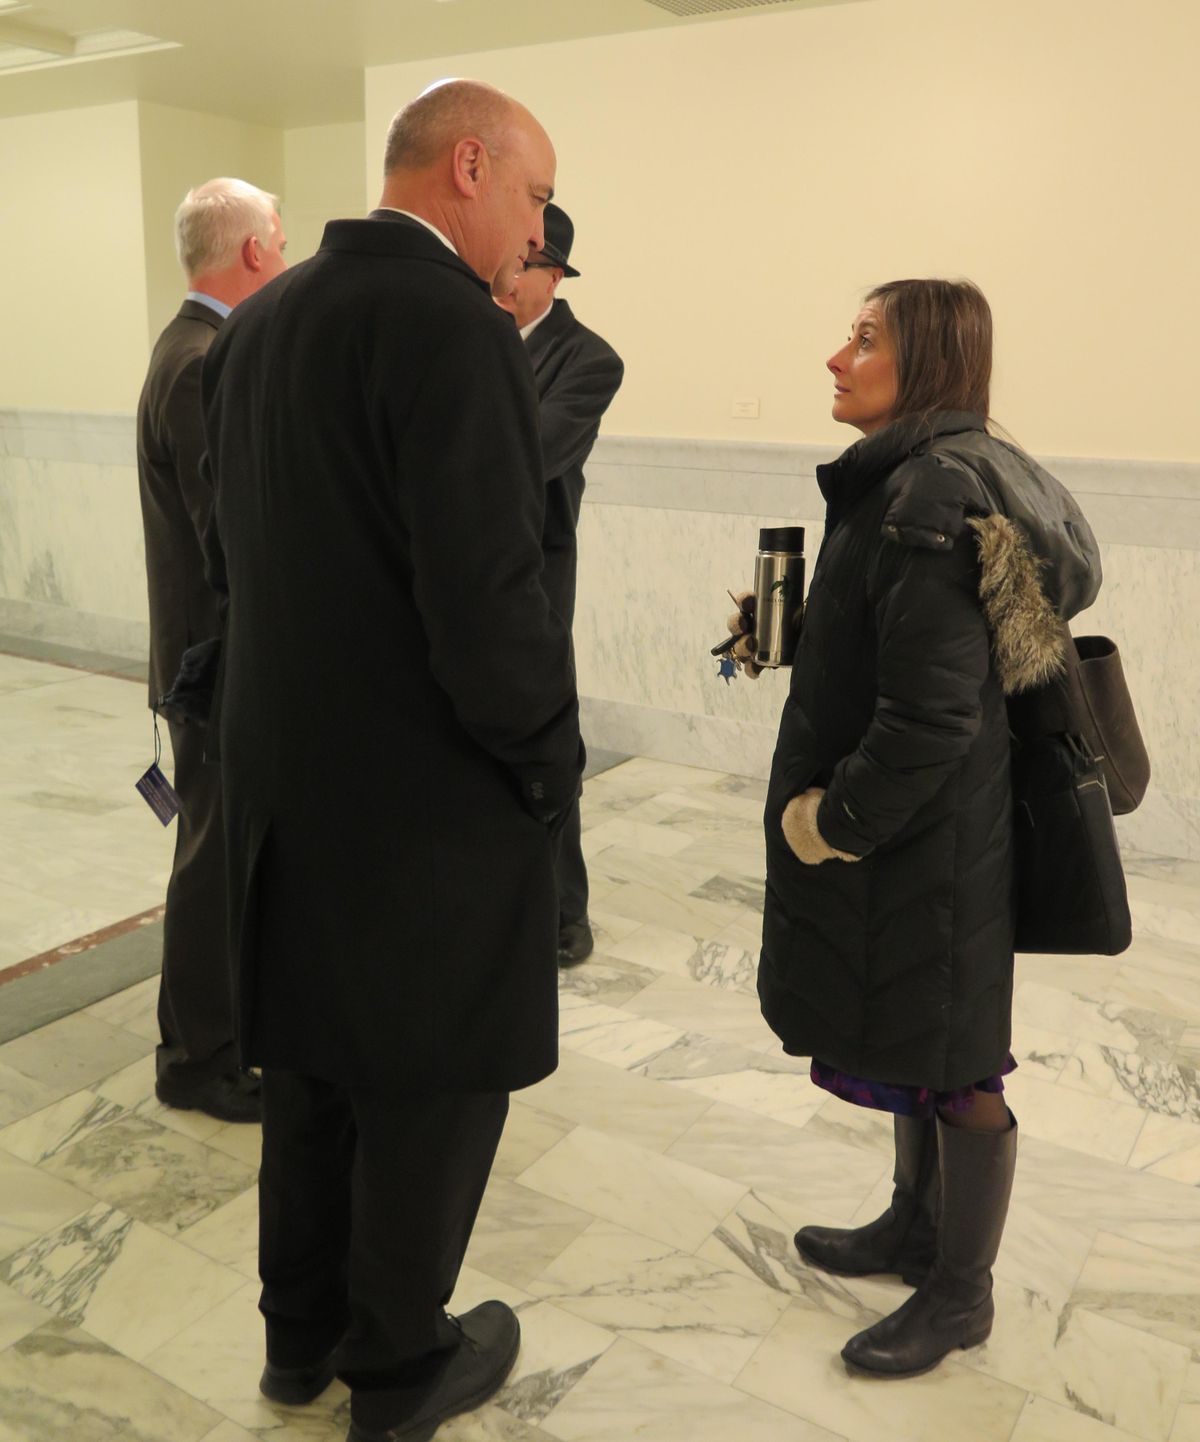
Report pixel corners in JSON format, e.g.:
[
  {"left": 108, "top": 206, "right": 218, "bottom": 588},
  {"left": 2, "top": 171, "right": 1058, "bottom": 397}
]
[{"left": 717, "top": 656, "right": 737, "bottom": 685}]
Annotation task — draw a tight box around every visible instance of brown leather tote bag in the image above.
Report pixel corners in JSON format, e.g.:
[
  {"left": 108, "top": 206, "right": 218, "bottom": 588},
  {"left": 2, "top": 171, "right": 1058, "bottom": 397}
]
[{"left": 1067, "top": 637, "right": 1150, "bottom": 815}]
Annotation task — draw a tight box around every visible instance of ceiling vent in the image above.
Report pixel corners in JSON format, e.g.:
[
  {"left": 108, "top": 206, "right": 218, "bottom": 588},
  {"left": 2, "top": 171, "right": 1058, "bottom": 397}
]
[{"left": 642, "top": 0, "right": 791, "bottom": 15}]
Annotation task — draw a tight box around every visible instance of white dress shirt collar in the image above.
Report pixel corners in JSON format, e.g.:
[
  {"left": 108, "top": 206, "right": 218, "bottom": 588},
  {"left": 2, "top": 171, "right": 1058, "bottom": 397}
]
[
  {"left": 519, "top": 300, "right": 554, "bottom": 342},
  {"left": 375, "top": 208, "right": 458, "bottom": 256}
]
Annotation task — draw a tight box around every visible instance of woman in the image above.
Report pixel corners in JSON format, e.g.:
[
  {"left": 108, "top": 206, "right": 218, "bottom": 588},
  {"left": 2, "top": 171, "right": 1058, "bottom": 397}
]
[{"left": 731, "top": 279, "right": 1100, "bottom": 1376}]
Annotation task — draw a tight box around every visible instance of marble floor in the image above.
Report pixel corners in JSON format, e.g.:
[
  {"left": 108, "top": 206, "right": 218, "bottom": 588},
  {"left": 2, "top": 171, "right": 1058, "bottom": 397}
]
[
  {"left": 3, "top": 651, "right": 1200, "bottom": 1441},
  {"left": 0, "top": 650, "right": 173, "bottom": 970}
]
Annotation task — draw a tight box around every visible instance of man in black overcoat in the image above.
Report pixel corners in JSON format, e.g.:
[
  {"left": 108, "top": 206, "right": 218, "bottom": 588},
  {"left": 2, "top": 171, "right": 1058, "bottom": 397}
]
[
  {"left": 135, "top": 177, "right": 287, "bottom": 1122},
  {"left": 495, "top": 203, "right": 624, "bottom": 965},
  {"left": 200, "top": 82, "right": 582, "bottom": 1442}
]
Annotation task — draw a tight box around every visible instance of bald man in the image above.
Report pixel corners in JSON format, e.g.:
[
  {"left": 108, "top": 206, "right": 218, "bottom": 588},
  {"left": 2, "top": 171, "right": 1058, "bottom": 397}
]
[{"left": 200, "top": 82, "right": 581, "bottom": 1441}]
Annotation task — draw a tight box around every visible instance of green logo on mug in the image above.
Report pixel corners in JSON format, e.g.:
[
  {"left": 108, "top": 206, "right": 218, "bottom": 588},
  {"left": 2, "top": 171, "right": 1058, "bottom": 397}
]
[{"left": 770, "top": 577, "right": 789, "bottom": 599}]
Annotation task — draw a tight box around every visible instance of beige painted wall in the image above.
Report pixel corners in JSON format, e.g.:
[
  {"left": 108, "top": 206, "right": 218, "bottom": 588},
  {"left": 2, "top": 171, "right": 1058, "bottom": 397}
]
[
  {"left": 0, "top": 102, "right": 361, "bottom": 414},
  {"left": 0, "top": 102, "right": 148, "bottom": 414},
  {"left": 365, "top": 0, "right": 1200, "bottom": 461},
  {"left": 139, "top": 102, "right": 285, "bottom": 349},
  {"left": 283, "top": 121, "right": 368, "bottom": 264}
]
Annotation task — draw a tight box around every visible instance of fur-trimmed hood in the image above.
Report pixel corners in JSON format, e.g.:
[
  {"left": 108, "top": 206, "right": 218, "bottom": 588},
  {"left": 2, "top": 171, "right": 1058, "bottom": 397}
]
[
  {"left": 876, "top": 418, "right": 1102, "bottom": 696},
  {"left": 967, "top": 512, "right": 1066, "bottom": 695}
]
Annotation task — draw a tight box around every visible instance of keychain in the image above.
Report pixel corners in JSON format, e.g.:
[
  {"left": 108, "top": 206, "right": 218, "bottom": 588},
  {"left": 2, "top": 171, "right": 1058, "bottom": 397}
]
[{"left": 712, "top": 589, "right": 753, "bottom": 682}]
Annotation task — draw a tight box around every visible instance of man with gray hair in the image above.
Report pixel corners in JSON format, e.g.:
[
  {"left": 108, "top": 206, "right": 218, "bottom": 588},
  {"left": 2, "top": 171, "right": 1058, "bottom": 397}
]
[
  {"left": 136, "top": 176, "right": 286, "bottom": 1124},
  {"left": 201, "top": 80, "right": 580, "bottom": 1441}
]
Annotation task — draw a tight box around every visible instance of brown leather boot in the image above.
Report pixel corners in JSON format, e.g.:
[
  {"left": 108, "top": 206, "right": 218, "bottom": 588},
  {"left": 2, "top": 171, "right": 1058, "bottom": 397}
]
[
  {"left": 794, "top": 1115, "right": 939, "bottom": 1284},
  {"left": 840, "top": 1110, "right": 1018, "bottom": 1377}
]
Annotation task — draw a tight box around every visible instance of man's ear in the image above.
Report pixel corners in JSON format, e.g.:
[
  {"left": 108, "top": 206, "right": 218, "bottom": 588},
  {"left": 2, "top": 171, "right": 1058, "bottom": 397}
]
[
  {"left": 450, "top": 136, "right": 488, "bottom": 198},
  {"left": 242, "top": 234, "right": 263, "bottom": 273},
  {"left": 549, "top": 268, "right": 564, "bottom": 294}
]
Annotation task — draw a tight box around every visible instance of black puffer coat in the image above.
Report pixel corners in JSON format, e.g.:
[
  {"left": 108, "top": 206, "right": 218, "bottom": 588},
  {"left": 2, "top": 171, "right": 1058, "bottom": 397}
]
[{"left": 759, "top": 413, "right": 1100, "bottom": 1089}]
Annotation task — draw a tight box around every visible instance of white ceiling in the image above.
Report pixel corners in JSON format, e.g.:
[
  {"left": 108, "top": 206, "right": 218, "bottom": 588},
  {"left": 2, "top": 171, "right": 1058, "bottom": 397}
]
[{"left": 0, "top": 0, "right": 864, "bottom": 127}]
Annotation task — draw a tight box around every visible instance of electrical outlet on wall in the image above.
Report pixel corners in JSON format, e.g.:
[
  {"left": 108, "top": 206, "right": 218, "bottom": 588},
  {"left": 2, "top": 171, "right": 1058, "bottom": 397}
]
[{"left": 731, "top": 398, "right": 760, "bottom": 419}]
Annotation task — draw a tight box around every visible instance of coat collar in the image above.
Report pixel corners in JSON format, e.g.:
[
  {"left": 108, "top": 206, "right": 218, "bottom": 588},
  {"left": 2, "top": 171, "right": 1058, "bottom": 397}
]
[
  {"left": 318, "top": 213, "right": 490, "bottom": 294},
  {"left": 817, "top": 411, "right": 985, "bottom": 531},
  {"left": 525, "top": 296, "right": 574, "bottom": 361},
  {"left": 177, "top": 298, "right": 223, "bottom": 330}
]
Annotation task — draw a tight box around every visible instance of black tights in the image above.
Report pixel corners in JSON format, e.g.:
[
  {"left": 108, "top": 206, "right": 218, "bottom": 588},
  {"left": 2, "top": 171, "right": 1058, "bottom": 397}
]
[{"left": 938, "top": 1087, "right": 1011, "bottom": 1132}]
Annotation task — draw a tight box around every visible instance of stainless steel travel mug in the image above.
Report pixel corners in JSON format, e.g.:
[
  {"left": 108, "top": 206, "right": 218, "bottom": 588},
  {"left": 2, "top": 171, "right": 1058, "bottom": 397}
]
[{"left": 753, "top": 526, "right": 806, "bottom": 667}]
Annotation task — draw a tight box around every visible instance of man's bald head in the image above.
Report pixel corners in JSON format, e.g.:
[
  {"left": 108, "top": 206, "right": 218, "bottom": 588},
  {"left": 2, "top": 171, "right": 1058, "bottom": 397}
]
[
  {"left": 377, "top": 78, "right": 556, "bottom": 287},
  {"left": 383, "top": 79, "right": 516, "bottom": 175}
]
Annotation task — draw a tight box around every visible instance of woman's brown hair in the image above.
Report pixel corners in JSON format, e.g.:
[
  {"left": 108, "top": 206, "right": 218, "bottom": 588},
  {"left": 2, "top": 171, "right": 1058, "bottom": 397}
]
[{"left": 866, "top": 278, "right": 992, "bottom": 424}]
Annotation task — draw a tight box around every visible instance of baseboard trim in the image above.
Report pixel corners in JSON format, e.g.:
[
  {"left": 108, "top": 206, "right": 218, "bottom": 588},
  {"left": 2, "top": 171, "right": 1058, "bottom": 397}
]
[
  {"left": 581, "top": 693, "right": 776, "bottom": 781},
  {"left": 0, "top": 596, "right": 148, "bottom": 660}
]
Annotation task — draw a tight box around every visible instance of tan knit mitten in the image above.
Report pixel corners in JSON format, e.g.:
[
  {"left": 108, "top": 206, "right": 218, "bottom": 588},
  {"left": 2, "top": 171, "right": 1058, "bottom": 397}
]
[{"left": 781, "top": 787, "right": 862, "bottom": 865}]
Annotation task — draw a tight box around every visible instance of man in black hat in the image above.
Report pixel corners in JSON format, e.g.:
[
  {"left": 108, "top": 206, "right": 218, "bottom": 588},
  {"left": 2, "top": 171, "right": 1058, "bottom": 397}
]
[{"left": 496, "top": 202, "right": 624, "bottom": 966}]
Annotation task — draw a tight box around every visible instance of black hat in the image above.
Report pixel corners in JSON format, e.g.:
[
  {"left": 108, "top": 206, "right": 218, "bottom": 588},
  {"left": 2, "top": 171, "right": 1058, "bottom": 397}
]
[{"left": 539, "top": 202, "right": 580, "bottom": 278}]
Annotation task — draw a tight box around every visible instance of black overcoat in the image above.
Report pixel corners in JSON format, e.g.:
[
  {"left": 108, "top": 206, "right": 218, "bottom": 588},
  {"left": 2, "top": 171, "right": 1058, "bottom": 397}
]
[
  {"left": 200, "top": 213, "right": 582, "bottom": 1093},
  {"left": 759, "top": 413, "right": 1100, "bottom": 1089},
  {"left": 525, "top": 297, "right": 624, "bottom": 625}
]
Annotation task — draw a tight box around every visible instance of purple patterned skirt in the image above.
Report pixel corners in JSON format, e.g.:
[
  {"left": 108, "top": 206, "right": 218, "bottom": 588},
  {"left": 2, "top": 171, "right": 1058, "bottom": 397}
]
[{"left": 810, "top": 1054, "right": 1017, "bottom": 1118}]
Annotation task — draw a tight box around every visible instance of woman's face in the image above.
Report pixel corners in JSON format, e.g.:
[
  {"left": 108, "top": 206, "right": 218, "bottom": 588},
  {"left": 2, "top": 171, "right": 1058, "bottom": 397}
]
[{"left": 827, "top": 305, "right": 899, "bottom": 435}]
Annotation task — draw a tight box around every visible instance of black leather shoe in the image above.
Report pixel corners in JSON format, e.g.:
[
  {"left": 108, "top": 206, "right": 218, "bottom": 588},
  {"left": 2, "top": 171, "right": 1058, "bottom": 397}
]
[
  {"left": 557, "top": 919, "right": 594, "bottom": 968},
  {"left": 345, "top": 1301, "right": 520, "bottom": 1442},
  {"left": 155, "top": 1067, "right": 262, "bottom": 1123},
  {"left": 260, "top": 1350, "right": 339, "bottom": 1406}
]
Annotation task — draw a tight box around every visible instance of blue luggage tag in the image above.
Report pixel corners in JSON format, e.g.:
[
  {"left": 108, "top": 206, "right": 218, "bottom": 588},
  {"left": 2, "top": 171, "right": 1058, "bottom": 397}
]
[{"left": 136, "top": 718, "right": 182, "bottom": 826}]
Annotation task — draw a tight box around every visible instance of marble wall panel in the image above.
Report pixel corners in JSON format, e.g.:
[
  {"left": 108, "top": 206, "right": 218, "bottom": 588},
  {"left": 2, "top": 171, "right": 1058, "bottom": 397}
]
[
  {"left": 0, "top": 411, "right": 135, "bottom": 468},
  {"left": 2, "top": 411, "right": 1198, "bottom": 855},
  {"left": 577, "top": 509, "right": 1200, "bottom": 852},
  {"left": 1076, "top": 543, "right": 1200, "bottom": 802},
  {"left": 0, "top": 456, "right": 146, "bottom": 621},
  {"left": 573, "top": 503, "right": 813, "bottom": 729},
  {"left": 575, "top": 441, "right": 1200, "bottom": 857},
  {"left": 0, "top": 596, "right": 148, "bottom": 658},
  {"left": 588, "top": 435, "right": 1200, "bottom": 546},
  {"left": 0, "top": 412, "right": 147, "bottom": 657}
]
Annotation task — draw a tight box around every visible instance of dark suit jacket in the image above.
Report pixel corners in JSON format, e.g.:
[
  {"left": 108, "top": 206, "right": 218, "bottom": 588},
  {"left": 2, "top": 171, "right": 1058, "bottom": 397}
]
[
  {"left": 200, "top": 212, "right": 582, "bottom": 1093},
  {"left": 136, "top": 299, "right": 224, "bottom": 704},
  {"left": 525, "top": 298, "right": 623, "bottom": 625}
]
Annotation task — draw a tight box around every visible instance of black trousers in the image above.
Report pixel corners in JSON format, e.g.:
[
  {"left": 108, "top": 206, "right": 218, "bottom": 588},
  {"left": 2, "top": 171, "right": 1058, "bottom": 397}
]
[
  {"left": 553, "top": 789, "right": 588, "bottom": 925},
  {"left": 156, "top": 718, "right": 236, "bottom": 1082},
  {"left": 259, "top": 1070, "right": 508, "bottom": 1430},
  {"left": 544, "top": 564, "right": 588, "bottom": 928}
]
